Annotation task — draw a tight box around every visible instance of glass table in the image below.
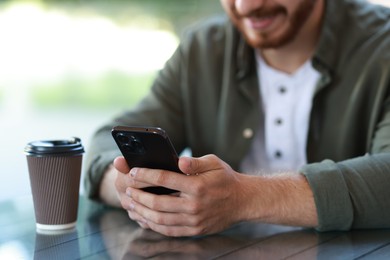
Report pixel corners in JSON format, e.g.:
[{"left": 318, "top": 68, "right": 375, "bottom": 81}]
[{"left": 1, "top": 195, "right": 390, "bottom": 259}]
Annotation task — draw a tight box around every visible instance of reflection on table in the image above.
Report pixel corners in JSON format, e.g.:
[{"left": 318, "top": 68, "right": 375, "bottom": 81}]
[{"left": 1, "top": 195, "right": 390, "bottom": 259}]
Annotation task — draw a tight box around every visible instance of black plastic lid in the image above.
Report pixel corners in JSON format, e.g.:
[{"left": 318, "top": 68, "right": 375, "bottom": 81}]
[{"left": 24, "top": 137, "right": 84, "bottom": 156}]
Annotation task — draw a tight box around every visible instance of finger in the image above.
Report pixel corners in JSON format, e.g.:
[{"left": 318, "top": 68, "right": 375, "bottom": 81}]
[
  {"left": 114, "top": 156, "right": 130, "bottom": 173},
  {"left": 128, "top": 206, "right": 150, "bottom": 229},
  {"left": 178, "top": 155, "right": 223, "bottom": 176},
  {"left": 127, "top": 187, "right": 196, "bottom": 214},
  {"left": 116, "top": 175, "right": 132, "bottom": 207},
  {"left": 138, "top": 222, "right": 149, "bottom": 229},
  {"left": 178, "top": 156, "right": 199, "bottom": 175},
  {"left": 146, "top": 221, "right": 205, "bottom": 237},
  {"left": 130, "top": 167, "right": 192, "bottom": 193},
  {"left": 114, "top": 160, "right": 150, "bottom": 193},
  {"left": 130, "top": 198, "right": 199, "bottom": 227},
  {"left": 115, "top": 169, "right": 149, "bottom": 198}
]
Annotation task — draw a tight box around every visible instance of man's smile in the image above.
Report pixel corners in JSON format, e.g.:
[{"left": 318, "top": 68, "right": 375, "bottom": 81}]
[{"left": 243, "top": 14, "right": 282, "bottom": 32}]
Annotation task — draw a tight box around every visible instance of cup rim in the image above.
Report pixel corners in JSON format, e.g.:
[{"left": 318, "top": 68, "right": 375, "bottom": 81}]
[{"left": 24, "top": 137, "right": 84, "bottom": 156}]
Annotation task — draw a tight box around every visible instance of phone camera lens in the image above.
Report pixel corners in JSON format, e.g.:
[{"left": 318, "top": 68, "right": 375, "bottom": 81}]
[
  {"left": 117, "top": 133, "right": 129, "bottom": 144},
  {"left": 122, "top": 143, "right": 134, "bottom": 153},
  {"left": 121, "top": 135, "right": 145, "bottom": 154},
  {"left": 131, "top": 140, "right": 142, "bottom": 150}
]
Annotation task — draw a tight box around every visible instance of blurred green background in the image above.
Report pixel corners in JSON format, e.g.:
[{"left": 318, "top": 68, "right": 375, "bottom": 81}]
[{"left": 0, "top": 0, "right": 222, "bottom": 111}]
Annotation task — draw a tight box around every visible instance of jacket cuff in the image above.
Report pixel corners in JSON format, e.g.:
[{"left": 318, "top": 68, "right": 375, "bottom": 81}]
[{"left": 300, "top": 160, "right": 353, "bottom": 231}]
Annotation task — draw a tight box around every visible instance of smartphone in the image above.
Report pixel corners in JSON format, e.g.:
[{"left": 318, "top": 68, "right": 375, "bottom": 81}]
[{"left": 111, "top": 125, "right": 182, "bottom": 195}]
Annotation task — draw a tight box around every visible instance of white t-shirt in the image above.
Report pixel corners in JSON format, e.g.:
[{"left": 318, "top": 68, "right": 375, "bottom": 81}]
[{"left": 240, "top": 54, "right": 320, "bottom": 174}]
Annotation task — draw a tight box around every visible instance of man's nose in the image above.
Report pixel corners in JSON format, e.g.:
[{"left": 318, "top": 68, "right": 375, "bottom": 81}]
[{"left": 235, "top": 0, "right": 266, "bottom": 15}]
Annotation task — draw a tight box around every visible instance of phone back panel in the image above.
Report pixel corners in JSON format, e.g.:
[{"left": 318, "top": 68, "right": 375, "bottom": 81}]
[{"left": 112, "top": 126, "right": 181, "bottom": 173}]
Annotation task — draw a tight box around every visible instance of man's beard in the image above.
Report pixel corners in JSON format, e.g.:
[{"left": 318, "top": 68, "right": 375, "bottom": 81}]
[{"left": 235, "top": 0, "right": 317, "bottom": 49}]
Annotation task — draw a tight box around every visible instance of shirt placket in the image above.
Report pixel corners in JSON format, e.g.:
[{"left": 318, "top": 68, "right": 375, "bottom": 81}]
[{"left": 266, "top": 79, "right": 295, "bottom": 171}]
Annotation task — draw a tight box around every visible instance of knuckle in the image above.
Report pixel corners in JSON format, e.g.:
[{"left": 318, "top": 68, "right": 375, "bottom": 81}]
[
  {"left": 189, "top": 216, "right": 202, "bottom": 227},
  {"left": 155, "top": 170, "right": 170, "bottom": 186},
  {"left": 138, "top": 222, "right": 149, "bottom": 229},
  {"left": 205, "top": 153, "right": 231, "bottom": 170},
  {"left": 187, "top": 201, "right": 201, "bottom": 215},
  {"left": 149, "top": 197, "right": 159, "bottom": 210},
  {"left": 154, "top": 215, "right": 165, "bottom": 225},
  {"left": 130, "top": 190, "right": 137, "bottom": 201},
  {"left": 205, "top": 154, "right": 218, "bottom": 162},
  {"left": 191, "top": 180, "right": 205, "bottom": 195}
]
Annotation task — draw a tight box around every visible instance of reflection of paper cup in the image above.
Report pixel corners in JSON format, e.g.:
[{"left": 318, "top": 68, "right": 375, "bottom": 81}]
[
  {"left": 25, "top": 138, "right": 84, "bottom": 231},
  {"left": 34, "top": 228, "right": 80, "bottom": 260}
]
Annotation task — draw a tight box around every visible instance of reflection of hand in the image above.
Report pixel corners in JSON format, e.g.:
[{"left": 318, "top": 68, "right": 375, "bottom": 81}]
[
  {"left": 121, "top": 229, "right": 241, "bottom": 259},
  {"left": 99, "top": 211, "right": 214, "bottom": 259},
  {"left": 99, "top": 210, "right": 141, "bottom": 260},
  {"left": 120, "top": 155, "right": 246, "bottom": 237},
  {"left": 122, "top": 229, "right": 189, "bottom": 258},
  {"left": 99, "top": 211, "right": 208, "bottom": 259},
  {"left": 121, "top": 225, "right": 321, "bottom": 259},
  {"left": 99, "top": 210, "right": 320, "bottom": 259}
]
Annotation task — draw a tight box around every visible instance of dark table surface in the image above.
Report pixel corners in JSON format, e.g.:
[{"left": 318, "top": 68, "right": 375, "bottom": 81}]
[{"left": 1, "top": 195, "right": 390, "bottom": 260}]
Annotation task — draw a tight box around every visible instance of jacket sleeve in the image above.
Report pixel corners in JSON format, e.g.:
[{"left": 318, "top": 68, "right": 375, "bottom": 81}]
[
  {"left": 302, "top": 94, "right": 390, "bottom": 231},
  {"left": 301, "top": 153, "right": 390, "bottom": 231},
  {"left": 83, "top": 44, "right": 187, "bottom": 201}
]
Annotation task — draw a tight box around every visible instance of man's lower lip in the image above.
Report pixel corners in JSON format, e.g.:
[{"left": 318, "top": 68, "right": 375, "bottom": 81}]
[{"left": 244, "top": 16, "right": 276, "bottom": 30}]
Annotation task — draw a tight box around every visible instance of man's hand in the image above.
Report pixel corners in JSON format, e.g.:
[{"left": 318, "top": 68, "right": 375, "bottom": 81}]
[{"left": 114, "top": 154, "right": 246, "bottom": 236}]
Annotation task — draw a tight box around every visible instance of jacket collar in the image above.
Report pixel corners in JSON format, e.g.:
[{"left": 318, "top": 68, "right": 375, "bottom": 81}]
[{"left": 312, "top": 0, "right": 344, "bottom": 81}]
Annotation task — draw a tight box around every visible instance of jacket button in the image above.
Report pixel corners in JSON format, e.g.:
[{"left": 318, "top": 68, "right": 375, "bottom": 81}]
[{"left": 243, "top": 128, "right": 253, "bottom": 139}]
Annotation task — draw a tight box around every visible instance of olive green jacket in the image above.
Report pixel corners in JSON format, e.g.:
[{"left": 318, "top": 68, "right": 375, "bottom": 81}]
[{"left": 85, "top": 0, "right": 390, "bottom": 231}]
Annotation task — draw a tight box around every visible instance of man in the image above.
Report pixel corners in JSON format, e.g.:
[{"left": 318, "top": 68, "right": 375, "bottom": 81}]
[{"left": 85, "top": 0, "right": 390, "bottom": 237}]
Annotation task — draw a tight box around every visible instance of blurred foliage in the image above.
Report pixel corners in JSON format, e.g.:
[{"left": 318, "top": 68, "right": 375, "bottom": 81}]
[
  {"left": 1, "top": 0, "right": 223, "bottom": 34},
  {"left": 31, "top": 71, "right": 155, "bottom": 110},
  {"left": 0, "top": 0, "right": 223, "bottom": 110}
]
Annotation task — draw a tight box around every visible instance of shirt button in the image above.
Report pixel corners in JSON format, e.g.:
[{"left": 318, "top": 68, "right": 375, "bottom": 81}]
[
  {"left": 275, "top": 118, "right": 283, "bottom": 125},
  {"left": 279, "top": 86, "right": 287, "bottom": 94},
  {"left": 275, "top": 150, "right": 282, "bottom": 158},
  {"left": 243, "top": 128, "right": 253, "bottom": 139}
]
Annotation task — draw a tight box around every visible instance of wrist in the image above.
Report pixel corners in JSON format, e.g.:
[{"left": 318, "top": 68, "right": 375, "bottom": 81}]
[
  {"left": 235, "top": 172, "right": 318, "bottom": 227},
  {"left": 99, "top": 164, "right": 121, "bottom": 207},
  {"left": 233, "top": 173, "right": 268, "bottom": 223}
]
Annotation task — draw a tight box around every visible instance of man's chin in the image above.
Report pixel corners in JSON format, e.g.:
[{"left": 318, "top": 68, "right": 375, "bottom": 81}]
[
  {"left": 245, "top": 32, "right": 297, "bottom": 50},
  {"left": 246, "top": 38, "right": 282, "bottom": 50}
]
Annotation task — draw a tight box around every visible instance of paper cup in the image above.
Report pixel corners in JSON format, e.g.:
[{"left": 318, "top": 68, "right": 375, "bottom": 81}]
[{"left": 25, "top": 137, "right": 84, "bottom": 231}]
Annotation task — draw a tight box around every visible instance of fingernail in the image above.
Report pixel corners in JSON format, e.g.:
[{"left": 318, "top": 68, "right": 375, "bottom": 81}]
[
  {"left": 130, "top": 168, "right": 138, "bottom": 177},
  {"left": 129, "top": 202, "right": 135, "bottom": 210},
  {"left": 126, "top": 188, "right": 131, "bottom": 197}
]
